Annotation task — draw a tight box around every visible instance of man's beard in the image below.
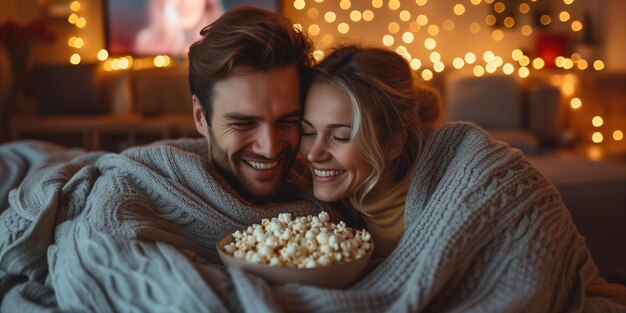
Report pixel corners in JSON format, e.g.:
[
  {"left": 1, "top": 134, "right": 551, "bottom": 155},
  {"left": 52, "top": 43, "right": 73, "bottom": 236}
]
[{"left": 208, "top": 131, "right": 294, "bottom": 203}]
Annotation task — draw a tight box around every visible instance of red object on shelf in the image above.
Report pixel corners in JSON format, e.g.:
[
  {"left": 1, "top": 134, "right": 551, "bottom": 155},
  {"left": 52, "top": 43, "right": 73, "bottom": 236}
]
[{"left": 536, "top": 34, "right": 569, "bottom": 68}]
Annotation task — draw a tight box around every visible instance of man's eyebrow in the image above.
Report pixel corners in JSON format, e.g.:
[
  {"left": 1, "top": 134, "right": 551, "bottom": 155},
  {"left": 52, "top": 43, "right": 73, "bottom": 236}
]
[
  {"left": 223, "top": 113, "right": 257, "bottom": 121},
  {"left": 302, "top": 119, "right": 352, "bottom": 129},
  {"left": 223, "top": 110, "right": 302, "bottom": 122}
]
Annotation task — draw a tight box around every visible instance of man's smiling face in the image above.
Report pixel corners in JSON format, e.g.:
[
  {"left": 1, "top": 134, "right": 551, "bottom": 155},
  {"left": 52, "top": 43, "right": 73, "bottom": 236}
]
[{"left": 193, "top": 65, "right": 302, "bottom": 202}]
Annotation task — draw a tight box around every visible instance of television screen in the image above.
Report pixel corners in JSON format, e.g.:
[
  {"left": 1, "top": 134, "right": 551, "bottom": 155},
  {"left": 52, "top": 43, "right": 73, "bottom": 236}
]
[{"left": 105, "top": 0, "right": 280, "bottom": 57}]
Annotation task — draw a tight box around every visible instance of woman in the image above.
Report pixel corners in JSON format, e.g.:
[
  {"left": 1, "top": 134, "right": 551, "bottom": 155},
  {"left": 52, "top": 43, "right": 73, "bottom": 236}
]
[
  {"left": 299, "top": 44, "right": 440, "bottom": 257},
  {"left": 134, "top": 0, "right": 223, "bottom": 55},
  {"left": 298, "top": 44, "right": 626, "bottom": 309}
]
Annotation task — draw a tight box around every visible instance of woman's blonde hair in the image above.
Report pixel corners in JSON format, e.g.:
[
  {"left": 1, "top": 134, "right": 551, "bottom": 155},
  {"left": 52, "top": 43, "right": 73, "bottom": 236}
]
[{"left": 307, "top": 44, "right": 441, "bottom": 206}]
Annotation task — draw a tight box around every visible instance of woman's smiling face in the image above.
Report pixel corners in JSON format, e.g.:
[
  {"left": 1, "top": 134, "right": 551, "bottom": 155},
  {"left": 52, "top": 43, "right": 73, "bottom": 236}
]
[{"left": 299, "top": 83, "right": 373, "bottom": 202}]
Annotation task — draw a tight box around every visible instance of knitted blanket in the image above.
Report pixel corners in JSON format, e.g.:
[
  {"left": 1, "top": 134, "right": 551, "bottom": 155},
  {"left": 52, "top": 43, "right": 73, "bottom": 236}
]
[{"left": 0, "top": 123, "right": 622, "bottom": 312}]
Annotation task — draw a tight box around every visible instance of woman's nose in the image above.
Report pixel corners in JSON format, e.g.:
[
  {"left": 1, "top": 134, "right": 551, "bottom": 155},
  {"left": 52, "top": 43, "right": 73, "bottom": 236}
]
[{"left": 306, "top": 138, "right": 329, "bottom": 163}]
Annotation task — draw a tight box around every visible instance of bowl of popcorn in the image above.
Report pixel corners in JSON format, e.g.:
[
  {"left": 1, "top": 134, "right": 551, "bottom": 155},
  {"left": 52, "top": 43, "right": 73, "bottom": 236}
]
[{"left": 217, "top": 211, "right": 373, "bottom": 288}]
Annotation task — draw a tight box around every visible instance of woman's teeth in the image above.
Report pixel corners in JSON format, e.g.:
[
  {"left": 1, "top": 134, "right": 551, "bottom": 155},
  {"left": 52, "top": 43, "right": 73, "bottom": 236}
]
[{"left": 314, "top": 169, "right": 345, "bottom": 177}]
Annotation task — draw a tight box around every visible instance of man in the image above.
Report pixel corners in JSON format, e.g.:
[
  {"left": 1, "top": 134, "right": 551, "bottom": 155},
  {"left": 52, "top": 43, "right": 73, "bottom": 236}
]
[
  {"left": 0, "top": 7, "right": 332, "bottom": 312},
  {"left": 187, "top": 6, "right": 314, "bottom": 203}
]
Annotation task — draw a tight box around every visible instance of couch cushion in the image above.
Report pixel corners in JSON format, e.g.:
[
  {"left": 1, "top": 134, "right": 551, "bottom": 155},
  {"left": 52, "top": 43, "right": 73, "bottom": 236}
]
[{"left": 445, "top": 74, "right": 523, "bottom": 129}]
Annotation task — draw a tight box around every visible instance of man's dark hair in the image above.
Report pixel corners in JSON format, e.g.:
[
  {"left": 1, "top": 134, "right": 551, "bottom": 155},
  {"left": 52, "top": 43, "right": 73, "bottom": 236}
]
[{"left": 188, "top": 6, "right": 314, "bottom": 125}]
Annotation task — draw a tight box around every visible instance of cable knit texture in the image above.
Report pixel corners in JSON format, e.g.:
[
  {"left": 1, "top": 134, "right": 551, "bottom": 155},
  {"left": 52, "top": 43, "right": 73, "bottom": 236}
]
[{"left": 0, "top": 122, "right": 623, "bottom": 313}]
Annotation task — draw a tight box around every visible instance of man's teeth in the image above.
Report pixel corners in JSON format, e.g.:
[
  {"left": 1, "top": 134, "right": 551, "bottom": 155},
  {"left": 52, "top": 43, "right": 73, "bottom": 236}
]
[
  {"left": 314, "top": 169, "right": 345, "bottom": 177},
  {"left": 246, "top": 160, "right": 278, "bottom": 170}
]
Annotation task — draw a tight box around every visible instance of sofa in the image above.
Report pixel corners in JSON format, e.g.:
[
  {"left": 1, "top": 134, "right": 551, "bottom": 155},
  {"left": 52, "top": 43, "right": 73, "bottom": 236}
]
[{"left": 444, "top": 72, "right": 626, "bottom": 284}]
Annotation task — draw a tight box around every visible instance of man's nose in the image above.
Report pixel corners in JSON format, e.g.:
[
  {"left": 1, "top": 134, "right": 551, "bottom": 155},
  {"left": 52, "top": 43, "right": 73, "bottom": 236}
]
[{"left": 252, "top": 125, "right": 280, "bottom": 159}]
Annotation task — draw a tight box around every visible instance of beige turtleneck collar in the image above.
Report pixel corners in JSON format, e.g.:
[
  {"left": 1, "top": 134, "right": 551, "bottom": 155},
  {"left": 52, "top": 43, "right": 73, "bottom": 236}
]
[{"left": 350, "top": 174, "right": 410, "bottom": 257}]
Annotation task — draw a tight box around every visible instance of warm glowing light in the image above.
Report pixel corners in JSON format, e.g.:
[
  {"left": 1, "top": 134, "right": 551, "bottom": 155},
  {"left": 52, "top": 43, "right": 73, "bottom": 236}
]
[
  {"left": 340, "top": 0, "right": 351, "bottom": 10},
  {"left": 400, "top": 10, "right": 411, "bottom": 21},
  {"left": 350, "top": 10, "right": 362, "bottom": 22},
  {"left": 521, "top": 25, "right": 533, "bottom": 36},
  {"left": 473, "top": 65, "right": 485, "bottom": 77},
  {"left": 429, "top": 51, "right": 441, "bottom": 63},
  {"left": 561, "top": 82, "right": 574, "bottom": 96},
  {"left": 70, "top": 53, "right": 81, "bottom": 64},
  {"left": 434, "top": 62, "right": 445, "bottom": 72},
  {"left": 559, "top": 11, "right": 570, "bottom": 22},
  {"left": 563, "top": 58, "right": 574, "bottom": 69},
  {"left": 613, "top": 130, "right": 624, "bottom": 141},
  {"left": 485, "top": 15, "right": 496, "bottom": 26},
  {"left": 402, "top": 32, "right": 414, "bottom": 44},
  {"left": 494, "top": 2, "right": 505, "bottom": 13},
  {"left": 362, "top": 10, "right": 374, "bottom": 21},
  {"left": 337, "top": 23, "right": 349, "bottom": 34},
  {"left": 519, "top": 3, "right": 530, "bottom": 14},
  {"left": 67, "top": 36, "right": 76, "bottom": 47},
  {"left": 103, "top": 60, "right": 113, "bottom": 71},
  {"left": 382, "top": 35, "right": 395, "bottom": 46},
  {"left": 424, "top": 38, "right": 437, "bottom": 50},
  {"left": 388, "top": 22, "right": 400, "bottom": 33},
  {"left": 453, "top": 57, "right": 465, "bottom": 69},
  {"left": 294, "top": 0, "right": 305, "bottom": 10},
  {"left": 564, "top": 0, "right": 574, "bottom": 4},
  {"left": 76, "top": 17, "right": 87, "bottom": 28},
  {"left": 465, "top": 52, "right": 477, "bottom": 64},
  {"left": 483, "top": 51, "right": 495, "bottom": 62},
  {"left": 372, "top": 0, "right": 383, "bottom": 8},
  {"left": 154, "top": 55, "right": 166, "bottom": 67},
  {"left": 494, "top": 56, "right": 504, "bottom": 67},
  {"left": 307, "top": 8, "right": 319, "bottom": 19},
  {"left": 540, "top": 15, "right": 552, "bottom": 26},
  {"left": 504, "top": 17, "right": 516, "bottom": 28},
  {"left": 519, "top": 56, "right": 530, "bottom": 67},
  {"left": 416, "top": 14, "right": 428, "bottom": 26},
  {"left": 578, "top": 59, "right": 589, "bottom": 70},
  {"left": 421, "top": 69, "right": 433, "bottom": 81},
  {"left": 119, "top": 57, "right": 130, "bottom": 69},
  {"left": 389, "top": 0, "right": 400, "bottom": 10},
  {"left": 70, "top": 1, "right": 81, "bottom": 12},
  {"left": 588, "top": 146, "right": 602, "bottom": 160},
  {"left": 571, "top": 53, "right": 582, "bottom": 62},
  {"left": 532, "top": 58, "right": 545, "bottom": 69},
  {"left": 571, "top": 20, "right": 583, "bottom": 32},
  {"left": 592, "top": 116, "right": 604, "bottom": 127},
  {"left": 324, "top": 12, "right": 336, "bottom": 23},
  {"left": 410, "top": 58, "right": 422, "bottom": 70},
  {"left": 471, "top": 0, "right": 481, "bottom": 4},
  {"left": 469, "top": 22, "right": 481, "bottom": 34},
  {"left": 315, "top": 0, "right": 324, "bottom": 3},
  {"left": 73, "top": 37, "right": 84, "bottom": 48},
  {"left": 593, "top": 60, "right": 605, "bottom": 71},
  {"left": 492, "top": 29, "right": 504, "bottom": 41},
  {"left": 503, "top": 63, "right": 514, "bottom": 75},
  {"left": 512, "top": 49, "right": 524, "bottom": 61},
  {"left": 486, "top": 63, "right": 497, "bottom": 73},
  {"left": 443, "top": 19, "right": 455, "bottom": 31},
  {"left": 518, "top": 67, "right": 530, "bottom": 78},
  {"left": 428, "top": 25, "right": 440, "bottom": 36},
  {"left": 313, "top": 50, "right": 325, "bottom": 62},
  {"left": 308, "top": 24, "right": 320, "bottom": 36},
  {"left": 415, "top": 0, "right": 427, "bottom": 5},
  {"left": 592, "top": 132, "right": 603, "bottom": 143},
  {"left": 68, "top": 13, "right": 78, "bottom": 24},
  {"left": 293, "top": 24, "right": 303, "bottom": 31},
  {"left": 111, "top": 59, "right": 120, "bottom": 70},
  {"left": 453, "top": 4, "right": 465, "bottom": 15},
  {"left": 97, "top": 49, "right": 109, "bottom": 61},
  {"left": 570, "top": 97, "right": 582, "bottom": 109},
  {"left": 555, "top": 56, "right": 565, "bottom": 67}
]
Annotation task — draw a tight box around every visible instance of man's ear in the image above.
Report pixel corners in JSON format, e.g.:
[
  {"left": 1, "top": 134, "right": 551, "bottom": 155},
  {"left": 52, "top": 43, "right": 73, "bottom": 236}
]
[{"left": 192, "top": 95, "right": 208, "bottom": 137}]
